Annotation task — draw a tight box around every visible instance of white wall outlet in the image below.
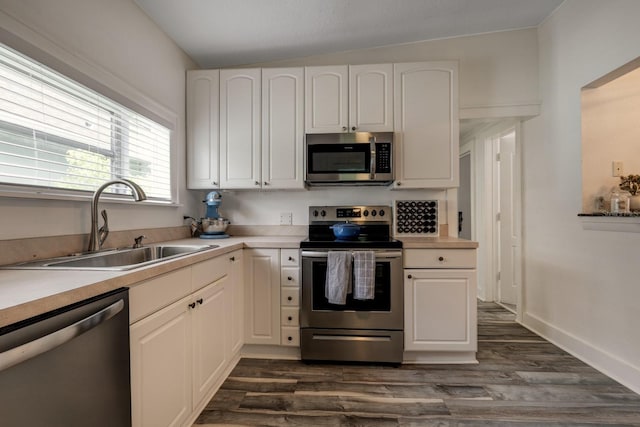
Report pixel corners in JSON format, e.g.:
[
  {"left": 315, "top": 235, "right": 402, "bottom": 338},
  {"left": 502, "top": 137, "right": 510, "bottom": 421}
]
[
  {"left": 613, "top": 161, "right": 624, "bottom": 177},
  {"left": 280, "top": 212, "right": 292, "bottom": 225}
]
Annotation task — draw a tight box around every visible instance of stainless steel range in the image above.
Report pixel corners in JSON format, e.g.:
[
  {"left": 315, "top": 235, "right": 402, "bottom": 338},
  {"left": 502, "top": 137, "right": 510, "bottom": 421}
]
[{"left": 300, "top": 205, "right": 404, "bottom": 364}]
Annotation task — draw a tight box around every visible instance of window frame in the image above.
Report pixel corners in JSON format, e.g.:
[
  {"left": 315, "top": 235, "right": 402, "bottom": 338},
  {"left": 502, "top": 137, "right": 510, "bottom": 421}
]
[{"left": 0, "top": 30, "right": 179, "bottom": 206}]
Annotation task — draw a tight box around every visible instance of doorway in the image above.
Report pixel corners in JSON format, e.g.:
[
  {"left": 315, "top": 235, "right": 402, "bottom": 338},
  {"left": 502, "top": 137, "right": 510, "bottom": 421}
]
[
  {"left": 493, "top": 129, "right": 520, "bottom": 312},
  {"left": 459, "top": 120, "right": 522, "bottom": 318}
]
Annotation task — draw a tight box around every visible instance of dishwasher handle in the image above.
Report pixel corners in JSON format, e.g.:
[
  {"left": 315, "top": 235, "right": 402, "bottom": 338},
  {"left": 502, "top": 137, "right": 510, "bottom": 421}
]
[{"left": 0, "top": 299, "right": 125, "bottom": 372}]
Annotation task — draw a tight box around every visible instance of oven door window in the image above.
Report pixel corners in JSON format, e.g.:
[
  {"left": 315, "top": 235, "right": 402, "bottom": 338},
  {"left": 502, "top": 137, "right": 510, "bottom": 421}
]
[
  {"left": 307, "top": 144, "right": 370, "bottom": 174},
  {"left": 311, "top": 260, "right": 391, "bottom": 311}
]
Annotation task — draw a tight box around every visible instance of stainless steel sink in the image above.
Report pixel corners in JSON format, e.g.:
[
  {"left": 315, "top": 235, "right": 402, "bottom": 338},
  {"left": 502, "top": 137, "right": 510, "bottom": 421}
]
[{"left": 3, "top": 244, "right": 218, "bottom": 271}]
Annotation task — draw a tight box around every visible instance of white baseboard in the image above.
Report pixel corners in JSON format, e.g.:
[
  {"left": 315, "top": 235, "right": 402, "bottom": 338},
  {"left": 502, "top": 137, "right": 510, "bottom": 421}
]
[
  {"left": 241, "top": 344, "right": 301, "bottom": 360},
  {"left": 522, "top": 311, "right": 640, "bottom": 394},
  {"left": 403, "top": 351, "right": 478, "bottom": 364}
]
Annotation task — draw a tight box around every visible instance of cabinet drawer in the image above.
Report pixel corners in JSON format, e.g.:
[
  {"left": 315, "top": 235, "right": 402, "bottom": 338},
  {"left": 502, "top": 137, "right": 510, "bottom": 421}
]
[
  {"left": 280, "top": 249, "right": 299, "bottom": 267},
  {"left": 281, "top": 307, "right": 299, "bottom": 326},
  {"left": 404, "top": 249, "right": 476, "bottom": 269},
  {"left": 281, "top": 326, "right": 300, "bottom": 346},
  {"left": 129, "top": 268, "right": 191, "bottom": 324},
  {"left": 281, "top": 267, "right": 300, "bottom": 288},
  {"left": 281, "top": 288, "right": 299, "bottom": 307},
  {"left": 191, "top": 254, "right": 230, "bottom": 292}
]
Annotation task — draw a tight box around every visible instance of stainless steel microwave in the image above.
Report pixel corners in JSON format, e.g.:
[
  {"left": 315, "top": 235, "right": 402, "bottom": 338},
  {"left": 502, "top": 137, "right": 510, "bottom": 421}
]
[{"left": 305, "top": 132, "right": 394, "bottom": 185}]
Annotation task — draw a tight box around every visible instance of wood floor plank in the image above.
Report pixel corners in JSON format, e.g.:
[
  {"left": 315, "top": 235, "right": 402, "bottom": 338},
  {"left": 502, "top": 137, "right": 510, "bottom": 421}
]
[{"left": 194, "top": 303, "right": 640, "bottom": 426}]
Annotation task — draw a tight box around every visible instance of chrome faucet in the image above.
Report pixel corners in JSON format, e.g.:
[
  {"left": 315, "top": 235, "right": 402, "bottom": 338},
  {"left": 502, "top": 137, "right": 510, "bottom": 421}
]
[{"left": 88, "top": 179, "right": 147, "bottom": 252}]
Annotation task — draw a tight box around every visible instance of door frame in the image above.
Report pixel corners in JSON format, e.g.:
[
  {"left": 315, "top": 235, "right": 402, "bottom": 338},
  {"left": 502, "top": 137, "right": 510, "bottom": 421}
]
[{"left": 462, "top": 119, "right": 523, "bottom": 322}]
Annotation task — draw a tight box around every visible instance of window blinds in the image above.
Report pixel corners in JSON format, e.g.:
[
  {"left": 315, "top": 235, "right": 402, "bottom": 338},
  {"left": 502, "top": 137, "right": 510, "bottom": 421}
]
[{"left": 0, "top": 43, "right": 172, "bottom": 201}]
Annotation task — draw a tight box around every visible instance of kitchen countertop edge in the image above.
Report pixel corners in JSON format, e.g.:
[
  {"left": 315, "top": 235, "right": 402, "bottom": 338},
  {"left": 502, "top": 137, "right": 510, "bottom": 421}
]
[
  {"left": 0, "top": 236, "right": 303, "bottom": 329},
  {"left": 1, "top": 235, "right": 478, "bottom": 329},
  {"left": 398, "top": 236, "right": 479, "bottom": 249}
]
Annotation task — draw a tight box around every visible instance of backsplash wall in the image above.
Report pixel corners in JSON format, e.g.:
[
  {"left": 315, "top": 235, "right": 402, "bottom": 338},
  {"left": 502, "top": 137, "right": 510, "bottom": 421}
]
[{"left": 201, "top": 187, "right": 450, "bottom": 229}]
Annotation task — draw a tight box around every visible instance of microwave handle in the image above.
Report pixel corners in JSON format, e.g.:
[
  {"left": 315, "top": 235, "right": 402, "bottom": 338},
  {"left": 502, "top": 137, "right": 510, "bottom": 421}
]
[{"left": 369, "top": 136, "right": 376, "bottom": 180}]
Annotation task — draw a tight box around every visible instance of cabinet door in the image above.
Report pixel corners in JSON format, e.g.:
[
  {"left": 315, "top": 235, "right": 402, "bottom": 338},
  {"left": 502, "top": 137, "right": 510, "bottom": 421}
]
[
  {"left": 393, "top": 62, "right": 459, "bottom": 188},
  {"left": 404, "top": 269, "right": 476, "bottom": 351},
  {"left": 244, "top": 248, "right": 281, "bottom": 345},
  {"left": 349, "top": 64, "right": 393, "bottom": 132},
  {"left": 262, "top": 68, "right": 304, "bottom": 189},
  {"left": 187, "top": 70, "right": 220, "bottom": 189},
  {"left": 220, "top": 69, "right": 261, "bottom": 189},
  {"left": 305, "top": 65, "right": 348, "bottom": 133},
  {"left": 130, "top": 297, "right": 192, "bottom": 427},
  {"left": 228, "top": 250, "right": 244, "bottom": 356},
  {"left": 191, "top": 278, "right": 228, "bottom": 408}
]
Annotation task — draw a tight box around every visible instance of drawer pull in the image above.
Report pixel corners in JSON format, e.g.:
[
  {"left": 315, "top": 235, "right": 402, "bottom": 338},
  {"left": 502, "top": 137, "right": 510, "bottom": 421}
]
[
  {"left": 287, "top": 276, "right": 292, "bottom": 281},
  {"left": 230, "top": 256, "right": 235, "bottom": 262},
  {"left": 287, "top": 316, "right": 293, "bottom": 321},
  {"left": 287, "top": 296, "right": 293, "bottom": 301},
  {"left": 196, "top": 298, "right": 203, "bottom": 305},
  {"left": 438, "top": 256, "right": 445, "bottom": 262},
  {"left": 188, "top": 302, "right": 196, "bottom": 309},
  {"left": 287, "top": 336, "right": 293, "bottom": 341},
  {"left": 407, "top": 274, "right": 412, "bottom": 279},
  {"left": 288, "top": 256, "right": 294, "bottom": 261}
]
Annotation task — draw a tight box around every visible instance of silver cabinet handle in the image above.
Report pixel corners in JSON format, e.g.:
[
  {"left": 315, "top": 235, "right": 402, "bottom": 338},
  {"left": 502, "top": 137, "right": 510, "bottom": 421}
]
[{"left": 0, "top": 299, "right": 124, "bottom": 372}]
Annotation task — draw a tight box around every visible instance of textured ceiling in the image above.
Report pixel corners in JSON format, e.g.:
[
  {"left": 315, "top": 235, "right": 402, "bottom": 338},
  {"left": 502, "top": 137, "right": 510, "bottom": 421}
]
[{"left": 134, "top": 0, "right": 563, "bottom": 68}]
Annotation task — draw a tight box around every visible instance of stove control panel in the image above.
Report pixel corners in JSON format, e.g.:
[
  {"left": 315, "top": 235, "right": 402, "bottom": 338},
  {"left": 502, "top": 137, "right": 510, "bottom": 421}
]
[{"left": 309, "top": 206, "right": 391, "bottom": 223}]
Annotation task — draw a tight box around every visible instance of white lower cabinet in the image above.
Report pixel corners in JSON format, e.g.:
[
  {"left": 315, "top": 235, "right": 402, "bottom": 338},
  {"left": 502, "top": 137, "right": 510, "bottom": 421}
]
[
  {"left": 130, "top": 295, "right": 192, "bottom": 427},
  {"left": 191, "top": 278, "right": 229, "bottom": 407},
  {"left": 403, "top": 248, "right": 477, "bottom": 358},
  {"left": 244, "top": 248, "right": 281, "bottom": 344},
  {"left": 130, "top": 252, "right": 243, "bottom": 427}
]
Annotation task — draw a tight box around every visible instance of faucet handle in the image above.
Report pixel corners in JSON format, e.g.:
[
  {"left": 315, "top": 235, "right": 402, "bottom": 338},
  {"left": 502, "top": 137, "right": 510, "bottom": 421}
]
[{"left": 133, "top": 235, "right": 146, "bottom": 248}]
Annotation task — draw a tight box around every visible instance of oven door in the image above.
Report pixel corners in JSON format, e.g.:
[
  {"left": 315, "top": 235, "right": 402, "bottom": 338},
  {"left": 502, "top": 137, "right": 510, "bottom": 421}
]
[{"left": 300, "top": 250, "right": 403, "bottom": 330}]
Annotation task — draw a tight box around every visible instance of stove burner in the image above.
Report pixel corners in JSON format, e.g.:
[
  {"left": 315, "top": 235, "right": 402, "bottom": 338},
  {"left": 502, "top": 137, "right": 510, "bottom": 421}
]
[{"left": 303, "top": 205, "right": 402, "bottom": 250}]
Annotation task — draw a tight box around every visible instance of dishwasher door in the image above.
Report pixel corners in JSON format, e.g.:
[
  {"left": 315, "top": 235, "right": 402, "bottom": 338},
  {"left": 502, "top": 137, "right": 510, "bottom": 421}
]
[{"left": 0, "top": 288, "right": 131, "bottom": 427}]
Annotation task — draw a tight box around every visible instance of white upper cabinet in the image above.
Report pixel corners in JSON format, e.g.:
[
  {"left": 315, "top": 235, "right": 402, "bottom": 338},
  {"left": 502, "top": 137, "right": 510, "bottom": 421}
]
[
  {"left": 393, "top": 61, "right": 459, "bottom": 188},
  {"left": 187, "top": 70, "right": 220, "bottom": 189},
  {"left": 305, "top": 64, "right": 393, "bottom": 133},
  {"left": 349, "top": 64, "right": 393, "bottom": 132},
  {"left": 261, "top": 68, "right": 304, "bottom": 189},
  {"left": 305, "top": 65, "right": 348, "bottom": 133},
  {"left": 219, "top": 69, "right": 262, "bottom": 189}
]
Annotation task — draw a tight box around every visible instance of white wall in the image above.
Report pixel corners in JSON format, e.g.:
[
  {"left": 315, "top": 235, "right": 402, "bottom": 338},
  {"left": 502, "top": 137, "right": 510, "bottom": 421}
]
[
  {"left": 582, "top": 67, "right": 640, "bottom": 212},
  {"left": 523, "top": 0, "right": 640, "bottom": 393},
  {"left": 0, "top": 0, "right": 200, "bottom": 239}
]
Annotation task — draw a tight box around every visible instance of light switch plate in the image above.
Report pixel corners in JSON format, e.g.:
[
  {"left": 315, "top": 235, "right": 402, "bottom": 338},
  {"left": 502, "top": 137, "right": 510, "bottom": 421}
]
[
  {"left": 613, "top": 161, "right": 623, "bottom": 177},
  {"left": 280, "top": 212, "right": 292, "bottom": 225}
]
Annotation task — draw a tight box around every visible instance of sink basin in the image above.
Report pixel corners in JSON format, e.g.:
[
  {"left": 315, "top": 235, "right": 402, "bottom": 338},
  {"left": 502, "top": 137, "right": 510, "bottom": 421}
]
[{"left": 4, "top": 245, "right": 218, "bottom": 271}]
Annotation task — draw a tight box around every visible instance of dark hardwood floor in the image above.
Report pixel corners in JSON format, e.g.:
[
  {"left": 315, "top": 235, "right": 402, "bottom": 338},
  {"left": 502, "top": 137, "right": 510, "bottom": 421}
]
[{"left": 194, "top": 302, "right": 640, "bottom": 426}]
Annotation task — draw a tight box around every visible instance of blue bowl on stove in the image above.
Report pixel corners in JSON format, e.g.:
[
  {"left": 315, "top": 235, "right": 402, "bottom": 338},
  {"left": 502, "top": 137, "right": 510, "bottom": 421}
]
[{"left": 330, "top": 223, "right": 361, "bottom": 240}]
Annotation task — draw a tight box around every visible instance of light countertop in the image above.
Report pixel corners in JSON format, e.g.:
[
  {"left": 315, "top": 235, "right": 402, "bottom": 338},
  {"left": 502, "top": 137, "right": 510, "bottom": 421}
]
[{"left": 0, "top": 234, "right": 477, "bottom": 329}]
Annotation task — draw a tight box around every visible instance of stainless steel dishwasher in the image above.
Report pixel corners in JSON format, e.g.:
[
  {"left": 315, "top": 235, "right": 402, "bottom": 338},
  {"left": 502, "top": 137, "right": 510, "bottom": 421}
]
[{"left": 0, "top": 288, "right": 131, "bottom": 427}]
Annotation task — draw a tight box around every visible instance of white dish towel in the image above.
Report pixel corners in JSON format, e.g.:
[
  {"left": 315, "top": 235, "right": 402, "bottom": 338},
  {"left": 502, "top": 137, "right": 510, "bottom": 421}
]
[
  {"left": 325, "top": 251, "right": 352, "bottom": 305},
  {"left": 353, "top": 251, "right": 375, "bottom": 300}
]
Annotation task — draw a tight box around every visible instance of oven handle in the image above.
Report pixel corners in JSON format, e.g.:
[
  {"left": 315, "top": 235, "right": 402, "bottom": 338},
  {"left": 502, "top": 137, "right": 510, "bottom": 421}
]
[{"left": 301, "top": 250, "right": 402, "bottom": 259}]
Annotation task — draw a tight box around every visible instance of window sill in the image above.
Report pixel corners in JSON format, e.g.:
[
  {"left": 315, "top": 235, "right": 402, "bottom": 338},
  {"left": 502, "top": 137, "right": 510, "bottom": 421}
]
[{"left": 578, "top": 213, "right": 640, "bottom": 232}]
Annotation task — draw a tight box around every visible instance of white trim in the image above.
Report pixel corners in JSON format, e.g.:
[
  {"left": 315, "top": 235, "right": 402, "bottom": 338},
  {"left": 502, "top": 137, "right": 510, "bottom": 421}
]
[
  {"left": 580, "top": 216, "right": 640, "bottom": 232},
  {"left": 0, "top": 11, "right": 181, "bottom": 205},
  {"left": 523, "top": 311, "right": 640, "bottom": 395}
]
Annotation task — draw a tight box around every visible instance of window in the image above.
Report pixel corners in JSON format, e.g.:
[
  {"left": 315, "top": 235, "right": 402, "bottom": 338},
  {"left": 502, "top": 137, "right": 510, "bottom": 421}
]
[{"left": 0, "top": 43, "right": 172, "bottom": 201}]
